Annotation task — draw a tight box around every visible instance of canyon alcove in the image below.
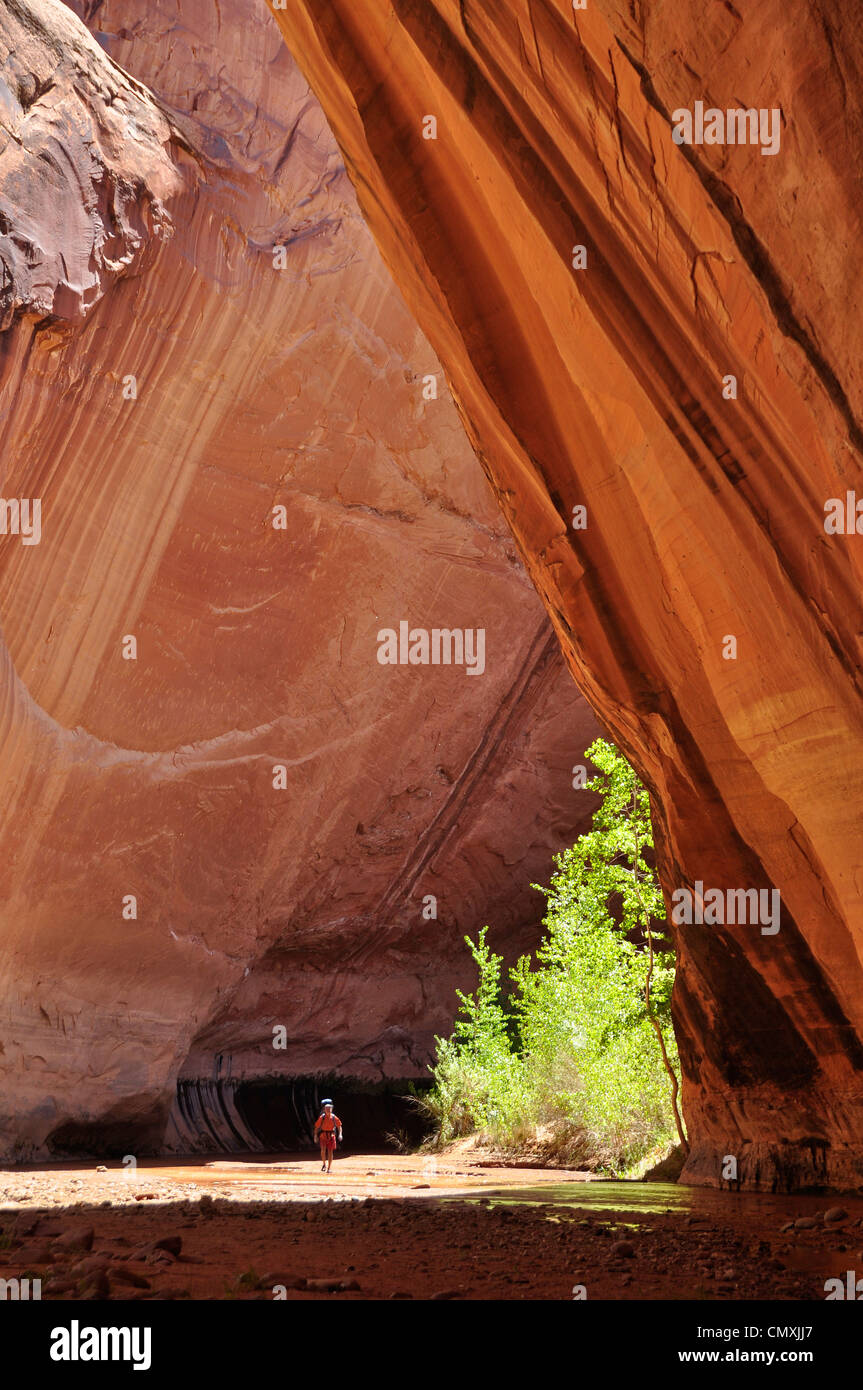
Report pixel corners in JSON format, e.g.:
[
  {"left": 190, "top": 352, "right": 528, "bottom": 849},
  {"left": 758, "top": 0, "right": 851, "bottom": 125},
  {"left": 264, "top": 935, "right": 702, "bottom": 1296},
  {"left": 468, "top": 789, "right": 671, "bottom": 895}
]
[
  {"left": 0, "top": 0, "right": 860, "bottom": 1216},
  {"left": 0, "top": 0, "right": 599, "bottom": 1160}
]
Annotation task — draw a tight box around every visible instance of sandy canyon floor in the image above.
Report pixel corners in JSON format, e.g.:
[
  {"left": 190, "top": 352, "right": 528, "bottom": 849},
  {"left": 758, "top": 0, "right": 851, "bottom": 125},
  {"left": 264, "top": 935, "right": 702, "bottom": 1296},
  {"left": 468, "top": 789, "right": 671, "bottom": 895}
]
[{"left": 1, "top": 1153, "right": 859, "bottom": 1301}]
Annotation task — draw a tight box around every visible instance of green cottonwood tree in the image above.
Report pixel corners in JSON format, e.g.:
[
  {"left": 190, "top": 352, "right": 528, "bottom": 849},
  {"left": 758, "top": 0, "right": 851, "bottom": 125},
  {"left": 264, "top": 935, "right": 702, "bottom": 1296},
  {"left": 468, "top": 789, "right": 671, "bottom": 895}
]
[{"left": 522, "top": 738, "right": 686, "bottom": 1149}]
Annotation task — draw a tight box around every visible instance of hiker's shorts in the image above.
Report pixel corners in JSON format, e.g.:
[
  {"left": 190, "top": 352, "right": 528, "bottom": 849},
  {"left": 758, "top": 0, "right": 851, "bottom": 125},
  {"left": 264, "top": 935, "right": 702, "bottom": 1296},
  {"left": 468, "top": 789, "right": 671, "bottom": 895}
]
[{"left": 320, "top": 1133, "right": 337, "bottom": 1152}]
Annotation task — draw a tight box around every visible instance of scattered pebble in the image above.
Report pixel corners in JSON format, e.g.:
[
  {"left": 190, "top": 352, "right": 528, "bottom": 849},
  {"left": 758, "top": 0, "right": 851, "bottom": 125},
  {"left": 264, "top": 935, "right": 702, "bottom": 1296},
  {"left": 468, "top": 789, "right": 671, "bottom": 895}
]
[
  {"left": 53, "top": 1227, "right": 94, "bottom": 1253},
  {"left": 825, "top": 1207, "right": 848, "bottom": 1224}
]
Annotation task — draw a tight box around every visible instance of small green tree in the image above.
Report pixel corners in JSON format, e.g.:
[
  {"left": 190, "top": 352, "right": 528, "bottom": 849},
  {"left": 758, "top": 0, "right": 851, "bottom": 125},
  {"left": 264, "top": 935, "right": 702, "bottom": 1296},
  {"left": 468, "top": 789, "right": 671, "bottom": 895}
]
[
  {"left": 451, "top": 926, "right": 513, "bottom": 1065},
  {"left": 424, "top": 740, "right": 685, "bottom": 1168},
  {"left": 422, "top": 927, "right": 522, "bottom": 1142}
]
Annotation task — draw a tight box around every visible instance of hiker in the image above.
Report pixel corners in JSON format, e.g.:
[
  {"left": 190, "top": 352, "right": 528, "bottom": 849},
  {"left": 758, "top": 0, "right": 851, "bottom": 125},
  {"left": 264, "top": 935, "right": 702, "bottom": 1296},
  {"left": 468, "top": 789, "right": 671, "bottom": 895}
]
[{"left": 314, "top": 1099, "right": 343, "bottom": 1173}]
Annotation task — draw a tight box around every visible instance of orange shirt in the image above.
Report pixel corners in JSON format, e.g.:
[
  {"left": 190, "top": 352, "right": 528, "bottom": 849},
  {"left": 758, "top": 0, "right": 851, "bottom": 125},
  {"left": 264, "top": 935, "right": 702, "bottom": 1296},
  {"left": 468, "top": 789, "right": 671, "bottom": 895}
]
[{"left": 315, "top": 1113, "right": 342, "bottom": 1133}]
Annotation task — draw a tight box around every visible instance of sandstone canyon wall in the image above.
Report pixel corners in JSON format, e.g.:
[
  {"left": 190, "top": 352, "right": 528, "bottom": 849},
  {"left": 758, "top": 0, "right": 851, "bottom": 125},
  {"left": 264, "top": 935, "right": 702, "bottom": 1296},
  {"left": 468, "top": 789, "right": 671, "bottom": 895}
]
[
  {"left": 0, "top": 0, "right": 599, "bottom": 1158},
  {"left": 268, "top": 0, "right": 863, "bottom": 1187}
]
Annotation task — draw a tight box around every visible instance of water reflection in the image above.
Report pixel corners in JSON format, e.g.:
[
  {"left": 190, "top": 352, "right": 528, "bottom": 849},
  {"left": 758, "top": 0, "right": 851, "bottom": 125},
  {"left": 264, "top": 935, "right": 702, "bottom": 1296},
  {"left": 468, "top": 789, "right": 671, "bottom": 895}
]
[{"left": 449, "top": 1180, "right": 863, "bottom": 1223}]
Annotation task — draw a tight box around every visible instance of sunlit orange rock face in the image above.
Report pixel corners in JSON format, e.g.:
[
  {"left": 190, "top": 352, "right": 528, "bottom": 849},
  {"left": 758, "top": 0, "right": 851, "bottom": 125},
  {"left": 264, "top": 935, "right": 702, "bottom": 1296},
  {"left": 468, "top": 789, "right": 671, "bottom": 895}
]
[
  {"left": 0, "top": 0, "right": 599, "bottom": 1158},
  {"left": 270, "top": 0, "right": 863, "bottom": 1187}
]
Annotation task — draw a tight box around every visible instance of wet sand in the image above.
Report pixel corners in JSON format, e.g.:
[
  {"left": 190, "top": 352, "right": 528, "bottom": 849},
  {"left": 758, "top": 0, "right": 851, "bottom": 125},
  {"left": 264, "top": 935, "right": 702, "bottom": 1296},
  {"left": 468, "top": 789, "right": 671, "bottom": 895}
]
[
  {"left": 0, "top": 1151, "right": 595, "bottom": 1206},
  {"left": 0, "top": 1153, "right": 857, "bottom": 1300}
]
